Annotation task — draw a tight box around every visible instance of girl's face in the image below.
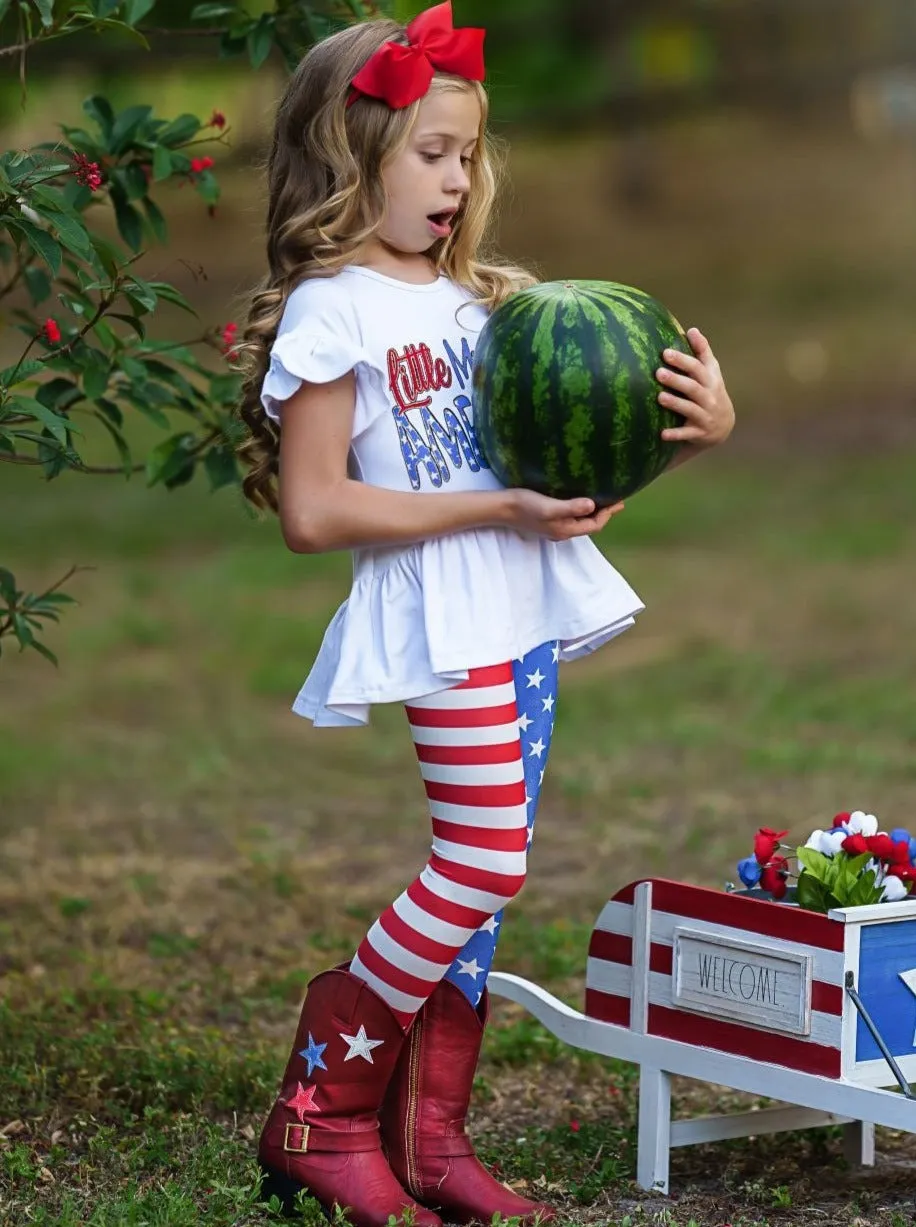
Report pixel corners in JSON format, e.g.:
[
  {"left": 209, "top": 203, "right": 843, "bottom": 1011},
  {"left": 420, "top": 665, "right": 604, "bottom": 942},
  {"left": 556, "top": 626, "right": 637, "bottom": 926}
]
[{"left": 378, "top": 85, "right": 482, "bottom": 256}]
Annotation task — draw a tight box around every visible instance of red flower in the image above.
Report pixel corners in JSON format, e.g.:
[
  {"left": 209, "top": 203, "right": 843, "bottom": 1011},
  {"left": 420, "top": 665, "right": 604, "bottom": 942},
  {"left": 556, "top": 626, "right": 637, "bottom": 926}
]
[
  {"left": 221, "top": 321, "right": 239, "bottom": 363},
  {"left": 887, "top": 864, "right": 916, "bottom": 882},
  {"left": 760, "top": 855, "right": 789, "bottom": 900},
  {"left": 831, "top": 811, "right": 852, "bottom": 828},
  {"left": 753, "top": 828, "right": 788, "bottom": 865},
  {"left": 569, "top": 1119, "right": 580, "bottom": 1132},
  {"left": 42, "top": 317, "right": 61, "bottom": 344},
  {"left": 190, "top": 155, "right": 215, "bottom": 174},
  {"left": 208, "top": 110, "right": 227, "bottom": 129},
  {"left": 71, "top": 152, "right": 103, "bottom": 191},
  {"left": 842, "top": 833, "right": 869, "bottom": 857},
  {"left": 865, "top": 834, "right": 908, "bottom": 864}
]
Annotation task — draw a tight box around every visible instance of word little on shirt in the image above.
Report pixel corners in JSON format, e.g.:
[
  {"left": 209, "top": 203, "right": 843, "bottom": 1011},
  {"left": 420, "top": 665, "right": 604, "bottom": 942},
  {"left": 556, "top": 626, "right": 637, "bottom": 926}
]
[{"left": 388, "top": 335, "right": 491, "bottom": 490}]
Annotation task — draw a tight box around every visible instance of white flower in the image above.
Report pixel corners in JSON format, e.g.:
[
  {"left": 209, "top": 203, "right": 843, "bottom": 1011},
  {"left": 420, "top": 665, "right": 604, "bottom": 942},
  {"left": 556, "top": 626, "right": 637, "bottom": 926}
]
[
  {"left": 17, "top": 198, "right": 41, "bottom": 225},
  {"left": 847, "top": 811, "right": 879, "bottom": 837},
  {"left": 821, "top": 829, "right": 848, "bottom": 856},
  {"left": 881, "top": 875, "right": 908, "bottom": 902},
  {"left": 805, "top": 828, "right": 846, "bottom": 856}
]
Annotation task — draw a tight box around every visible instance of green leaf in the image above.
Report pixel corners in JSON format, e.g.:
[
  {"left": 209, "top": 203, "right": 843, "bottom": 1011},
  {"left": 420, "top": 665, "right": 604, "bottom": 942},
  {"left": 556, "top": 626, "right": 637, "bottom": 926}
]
[
  {"left": 846, "top": 871, "right": 883, "bottom": 908},
  {"left": 204, "top": 443, "right": 238, "bottom": 491},
  {"left": 156, "top": 113, "right": 200, "bottom": 147},
  {"left": 795, "top": 846, "right": 832, "bottom": 883},
  {"left": 152, "top": 143, "right": 174, "bottom": 182},
  {"left": 208, "top": 372, "right": 242, "bottom": 403},
  {"left": 124, "top": 277, "right": 157, "bottom": 312},
  {"left": 12, "top": 612, "right": 35, "bottom": 648},
  {"left": 0, "top": 568, "right": 17, "bottom": 602},
  {"left": 49, "top": 212, "right": 95, "bottom": 263},
  {"left": 191, "top": 2, "right": 237, "bottom": 18},
  {"left": 122, "top": 0, "right": 155, "bottom": 22},
  {"left": 36, "top": 377, "right": 81, "bottom": 411},
  {"left": 795, "top": 871, "right": 831, "bottom": 914},
  {"left": 94, "top": 407, "right": 133, "bottom": 475},
  {"left": 28, "top": 591, "right": 76, "bottom": 611},
  {"left": 146, "top": 281, "right": 195, "bottom": 315},
  {"left": 109, "top": 105, "right": 153, "bottom": 155},
  {"left": 121, "top": 162, "right": 150, "bottom": 202},
  {"left": 89, "top": 234, "right": 124, "bottom": 278},
  {"left": 23, "top": 265, "right": 52, "bottom": 306},
  {"left": 141, "top": 196, "right": 168, "bottom": 244},
  {"left": 118, "top": 356, "right": 148, "bottom": 381},
  {"left": 112, "top": 197, "right": 144, "bottom": 252},
  {"left": 8, "top": 396, "right": 71, "bottom": 445},
  {"left": 28, "top": 183, "right": 71, "bottom": 213},
  {"left": 247, "top": 15, "right": 275, "bottom": 69},
  {"left": 143, "top": 358, "right": 197, "bottom": 401},
  {"left": 122, "top": 387, "right": 169, "bottom": 429},
  {"left": 0, "top": 0, "right": 13, "bottom": 22},
  {"left": 34, "top": 0, "right": 55, "bottom": 28},
  {"left": 7, "top": 218, "right": 62, "bottom": 277},
  {"left": 82, "top": 356, "right": 110, "bottom": 401},
  {"left": 109, "top": 312, "right": 146, "bottom": 340},
  {"left": 95, "top": 396, "right": 123, "bottom": 427},
  {"left": 1, "top": 358, "right": 44, "bottom": 389},
  {"left": 146, "top": 431, "right": 198, "bottom": 488},
  {"left": 92, "top": 319, "right": 117, "bottom": 350},
  {"left": 27, "top": 637, "right": 59, "bottom": 665},
  {"left": 194, "top": 168, "right": 220, "bottom": 206},
  {"left": 92, "top": 0, "right": 121, "bottom": 17},
  {"left": 82, "top": 95, "right": 116, "bottom": 141}
]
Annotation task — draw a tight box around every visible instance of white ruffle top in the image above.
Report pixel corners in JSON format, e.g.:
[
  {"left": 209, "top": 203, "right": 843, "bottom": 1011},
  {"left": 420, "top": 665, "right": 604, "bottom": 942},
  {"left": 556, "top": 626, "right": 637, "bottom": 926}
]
[{"left": 261, "top": 266, "right": 644, "bottom": 726}]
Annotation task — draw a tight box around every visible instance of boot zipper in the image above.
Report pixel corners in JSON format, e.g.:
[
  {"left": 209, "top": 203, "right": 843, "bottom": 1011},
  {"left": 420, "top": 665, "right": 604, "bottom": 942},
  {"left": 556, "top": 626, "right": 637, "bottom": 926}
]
[{"left": 404, "top": 1016, "right": 423, "bottom": 1196}]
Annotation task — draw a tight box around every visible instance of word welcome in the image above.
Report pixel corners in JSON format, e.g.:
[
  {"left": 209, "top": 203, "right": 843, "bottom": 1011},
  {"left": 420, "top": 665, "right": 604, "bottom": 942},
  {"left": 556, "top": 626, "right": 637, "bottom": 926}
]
[{"left": 696, "top": 952, "right": 779, "bottom": 1006}]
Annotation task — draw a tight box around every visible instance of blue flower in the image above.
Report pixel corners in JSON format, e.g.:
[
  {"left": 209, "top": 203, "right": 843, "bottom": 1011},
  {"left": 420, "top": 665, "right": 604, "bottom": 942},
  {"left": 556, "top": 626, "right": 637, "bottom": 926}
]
[
  {"left": 890, "top": 828, "right": 916, "bottom": 864},
  {"left": 737, "top": 855, "right": 763, "bottom": 887}
]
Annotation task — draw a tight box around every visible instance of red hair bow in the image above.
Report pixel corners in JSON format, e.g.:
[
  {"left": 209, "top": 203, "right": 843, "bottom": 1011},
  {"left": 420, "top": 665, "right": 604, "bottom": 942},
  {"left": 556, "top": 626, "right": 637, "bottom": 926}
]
[{"left": 348, "top": 1, "right": 486, "bottom": 110}]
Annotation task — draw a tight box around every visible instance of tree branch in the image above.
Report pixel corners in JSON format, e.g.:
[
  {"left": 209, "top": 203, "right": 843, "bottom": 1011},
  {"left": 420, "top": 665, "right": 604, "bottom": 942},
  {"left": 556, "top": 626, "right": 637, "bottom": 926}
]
[
  {"left": 0, "top": 563, "right": 91, "bottom": 642},
  {"left": 0, "top": 450, "right": 147, "bottom": 474},
  {"left": 0, "top": 38, "right": 38, "bottom": 61}
]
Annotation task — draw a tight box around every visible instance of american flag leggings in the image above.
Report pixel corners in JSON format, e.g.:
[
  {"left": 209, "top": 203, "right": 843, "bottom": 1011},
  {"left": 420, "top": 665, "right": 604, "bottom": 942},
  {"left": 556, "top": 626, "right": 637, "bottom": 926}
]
[{"left": 349, "top": 641, "right": 559, "bottom": 1028}]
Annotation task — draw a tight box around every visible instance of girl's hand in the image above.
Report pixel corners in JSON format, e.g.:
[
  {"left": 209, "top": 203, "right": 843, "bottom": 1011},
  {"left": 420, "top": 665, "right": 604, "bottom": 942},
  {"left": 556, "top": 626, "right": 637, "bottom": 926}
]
[
  {"left": 508, "top": 489, "right": 625, "bottom": 542},
  {"left": 656, "top": 327, "right": 735, "bottom": 450}
]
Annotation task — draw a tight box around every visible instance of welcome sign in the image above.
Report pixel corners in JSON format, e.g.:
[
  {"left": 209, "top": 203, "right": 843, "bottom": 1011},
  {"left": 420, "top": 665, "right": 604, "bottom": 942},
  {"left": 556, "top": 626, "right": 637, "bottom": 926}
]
[{"left": 671, "top": 926, "right": 813, "bottom": 1036}]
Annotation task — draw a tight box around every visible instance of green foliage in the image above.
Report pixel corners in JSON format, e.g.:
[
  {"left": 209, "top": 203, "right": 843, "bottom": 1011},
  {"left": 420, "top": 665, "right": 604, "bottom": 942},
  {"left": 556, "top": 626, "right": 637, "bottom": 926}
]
[
  {"left": 1, "top": 0, "right": 392, "bottom": 664},
  {"left": 794, "top": 846, "right": 885, "bottom": 912}
]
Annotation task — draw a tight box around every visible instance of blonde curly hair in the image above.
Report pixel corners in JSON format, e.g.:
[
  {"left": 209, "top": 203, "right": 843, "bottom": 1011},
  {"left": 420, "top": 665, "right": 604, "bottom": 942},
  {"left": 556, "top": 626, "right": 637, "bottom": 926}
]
[{"left": 235, "top": 17, "right": 536, "bottom": 513}]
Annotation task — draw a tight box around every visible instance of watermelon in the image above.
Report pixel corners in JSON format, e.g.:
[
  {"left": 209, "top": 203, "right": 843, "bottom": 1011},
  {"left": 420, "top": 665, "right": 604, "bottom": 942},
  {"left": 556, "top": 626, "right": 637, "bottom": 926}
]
[{"left": 471, "top": 280, "right": 690, "bottom": 506}]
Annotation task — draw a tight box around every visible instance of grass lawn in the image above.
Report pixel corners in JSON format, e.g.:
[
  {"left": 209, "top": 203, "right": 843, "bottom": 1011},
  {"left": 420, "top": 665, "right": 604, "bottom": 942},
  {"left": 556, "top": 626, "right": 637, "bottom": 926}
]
[{"left": 3, "top": 435, "right": 916, "bottom": 1225}]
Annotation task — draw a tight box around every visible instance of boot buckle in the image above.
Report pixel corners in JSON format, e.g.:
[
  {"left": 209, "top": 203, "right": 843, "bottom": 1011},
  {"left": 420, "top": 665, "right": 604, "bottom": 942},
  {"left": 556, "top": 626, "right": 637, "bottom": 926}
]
[{"left": 283, "top": 1123, "right": 311, "bottom": 1153}]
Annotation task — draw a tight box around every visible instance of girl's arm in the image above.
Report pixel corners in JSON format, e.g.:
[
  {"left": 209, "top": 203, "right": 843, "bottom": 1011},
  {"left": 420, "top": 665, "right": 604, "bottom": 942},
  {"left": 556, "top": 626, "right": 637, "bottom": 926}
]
[{"left": 277, "top": 374, "right": 623, "bottom": 554}]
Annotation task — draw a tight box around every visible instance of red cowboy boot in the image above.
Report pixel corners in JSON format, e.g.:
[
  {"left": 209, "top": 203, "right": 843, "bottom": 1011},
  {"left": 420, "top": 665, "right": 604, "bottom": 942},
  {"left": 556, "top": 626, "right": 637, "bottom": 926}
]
[
  {"left": 259, "top": 966, "right": 443, "bottom": 1227},
  {"left": 379, "top": 977, "right": 557, "bottom": 1225}
]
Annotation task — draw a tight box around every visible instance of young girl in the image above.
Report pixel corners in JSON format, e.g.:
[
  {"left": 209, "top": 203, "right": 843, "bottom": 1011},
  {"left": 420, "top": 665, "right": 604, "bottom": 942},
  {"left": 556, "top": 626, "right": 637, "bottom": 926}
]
[{"left": 237, "top": 5, "right": 735, "bottom": 1224}]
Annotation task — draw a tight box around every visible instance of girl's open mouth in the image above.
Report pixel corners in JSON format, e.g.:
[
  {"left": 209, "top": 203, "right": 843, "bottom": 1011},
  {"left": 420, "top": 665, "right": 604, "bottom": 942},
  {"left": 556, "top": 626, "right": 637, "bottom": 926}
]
[{"left": 427, "top": 210, "right": 456, "bottom": 238}]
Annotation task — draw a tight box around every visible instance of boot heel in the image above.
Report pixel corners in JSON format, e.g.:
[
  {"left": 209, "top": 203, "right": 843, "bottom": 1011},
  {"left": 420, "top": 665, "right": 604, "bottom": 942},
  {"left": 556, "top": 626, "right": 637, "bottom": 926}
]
[{"left": 259, "top": 1164, "right": 325, "bottom": 1220}]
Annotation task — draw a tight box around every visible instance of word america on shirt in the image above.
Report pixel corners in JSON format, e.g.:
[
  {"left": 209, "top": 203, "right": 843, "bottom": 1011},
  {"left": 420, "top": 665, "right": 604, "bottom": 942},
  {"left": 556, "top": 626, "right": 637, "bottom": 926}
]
[{"left": 388, "top": 335, "right": 491, "bottom": 490}]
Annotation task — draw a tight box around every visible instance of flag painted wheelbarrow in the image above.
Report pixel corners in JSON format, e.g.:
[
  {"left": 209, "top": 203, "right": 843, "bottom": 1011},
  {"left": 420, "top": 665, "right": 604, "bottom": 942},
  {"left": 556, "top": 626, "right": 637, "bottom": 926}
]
[{"left": 488, "top": 877, "right": 916, "bottom": 1192}]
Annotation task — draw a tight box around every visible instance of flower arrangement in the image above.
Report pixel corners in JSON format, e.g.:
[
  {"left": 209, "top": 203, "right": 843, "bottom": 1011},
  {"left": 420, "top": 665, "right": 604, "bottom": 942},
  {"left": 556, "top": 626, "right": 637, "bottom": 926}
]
[{"left": 734, "top": 811, "right": 916, "bottom": 913}]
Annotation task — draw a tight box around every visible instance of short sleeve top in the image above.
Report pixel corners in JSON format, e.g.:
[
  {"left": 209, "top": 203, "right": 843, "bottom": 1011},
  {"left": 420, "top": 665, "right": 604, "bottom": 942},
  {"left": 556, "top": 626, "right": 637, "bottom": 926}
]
[{"left": 260, "top": 265, "right": 644, "bottom": 727}]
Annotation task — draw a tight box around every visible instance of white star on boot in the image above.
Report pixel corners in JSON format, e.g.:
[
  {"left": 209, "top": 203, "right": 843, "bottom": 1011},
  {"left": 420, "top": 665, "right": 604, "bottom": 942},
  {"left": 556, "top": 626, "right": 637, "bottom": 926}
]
[{"left": 339, "top": 1024, "right": 385, "bottom": 1063}]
